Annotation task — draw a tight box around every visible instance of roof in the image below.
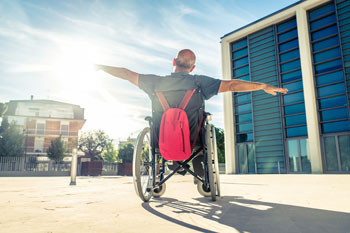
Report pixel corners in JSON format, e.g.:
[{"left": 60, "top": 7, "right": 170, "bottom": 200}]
[
  {"left": 5, "top": 99, "right": 85, "bottom": 120},
  {"left": 7, "top": 99, "right": 81, "bottom": 107},
  {"left": 221, "top": 0, "right": 305, "bottom": 39}
]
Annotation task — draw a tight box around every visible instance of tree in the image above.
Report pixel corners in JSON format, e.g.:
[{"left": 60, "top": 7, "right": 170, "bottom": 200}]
[
  {"left": 102, "top": 141, "right": 118, "bottom": 163},
  {"left": 47, "top": 136, "right": 67, "bottom": 163},
  {"left": 78, "top": 130, "right": 110, "bottom": 161},
  {"left": 214, "top": 126, "right": 225, "bottom": 163},
  {"left": 117, "top": 142, "right": 134, "bottom": 163},
  {"left": 0, "top": 118, "right": 25, "bottom": 157},
  {"left": 0, "top": 102, "right": 7, "bottom": 117}
]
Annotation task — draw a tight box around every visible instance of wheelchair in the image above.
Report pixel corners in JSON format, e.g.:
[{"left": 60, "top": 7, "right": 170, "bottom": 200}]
[{"left": 132, "top": 112, "right": 221, "bottom": 202}]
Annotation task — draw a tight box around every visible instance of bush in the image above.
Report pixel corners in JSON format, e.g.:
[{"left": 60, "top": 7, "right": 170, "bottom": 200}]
[{"left": 117, "top": 142, "right": 134, "bottom": 163}]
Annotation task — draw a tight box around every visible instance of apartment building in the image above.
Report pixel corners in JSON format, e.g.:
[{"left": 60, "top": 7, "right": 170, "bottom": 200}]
[{"left": 5, "top": 97, "right": 86, "bottom": 159}]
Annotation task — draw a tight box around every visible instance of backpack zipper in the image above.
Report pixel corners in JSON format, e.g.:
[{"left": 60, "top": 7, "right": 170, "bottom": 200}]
[{"left": 180, "top": 122, "right": 185, "bottom": 153}]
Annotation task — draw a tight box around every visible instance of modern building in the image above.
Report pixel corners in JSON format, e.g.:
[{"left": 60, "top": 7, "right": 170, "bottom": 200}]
[
  {"left": 5, "top": 97, "right": 86, "bottom": 159},
  {"left": 221, "top": 0, "right": 349, "bottom": 174}
]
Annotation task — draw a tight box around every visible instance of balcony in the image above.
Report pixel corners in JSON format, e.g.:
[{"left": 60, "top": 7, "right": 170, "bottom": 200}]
[{"left": 25, "top": 128, "right": 79, "bottom": 137}]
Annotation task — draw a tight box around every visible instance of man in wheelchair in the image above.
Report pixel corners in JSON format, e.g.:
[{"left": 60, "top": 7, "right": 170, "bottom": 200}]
[{"left": 96, "top": 49, "right": 287, "bottom": 201}]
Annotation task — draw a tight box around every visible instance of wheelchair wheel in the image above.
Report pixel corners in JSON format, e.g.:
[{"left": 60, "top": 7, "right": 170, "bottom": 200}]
[
  {"left": 152, "top": 179, "right": 166, "bottom": 198},
  {"left": 197, "top": 182, "right": 211, "bottom": 197},
  {"left": 133, "top": 127, "right": 153, "bottom": 202},
  {"left": 206, "top": 124, "right": 216, "bottom": 201},
  {"left": 211, "top": 126, "right": 221, "bottom": 198}
]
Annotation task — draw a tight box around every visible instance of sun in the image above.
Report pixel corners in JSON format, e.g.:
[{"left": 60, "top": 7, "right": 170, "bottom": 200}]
[{"left": 51, "top": 41, "right": 101, "bottom": 92}]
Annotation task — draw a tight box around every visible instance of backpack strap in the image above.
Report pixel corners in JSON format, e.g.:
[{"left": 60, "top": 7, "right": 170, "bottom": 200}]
[
  {"left": 179, "top": 89, "right": 196, "bottom": 110},
  {"left": 156, "top": 92, "right": 170, "bottom": 111},
  {"left": 191, "top": 111, "right": 204, "bottom": 150}
]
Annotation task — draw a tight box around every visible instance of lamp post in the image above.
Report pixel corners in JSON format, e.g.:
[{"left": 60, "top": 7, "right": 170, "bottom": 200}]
[{"left": 70, "top": 148, "right": 78, "bottom": 185}]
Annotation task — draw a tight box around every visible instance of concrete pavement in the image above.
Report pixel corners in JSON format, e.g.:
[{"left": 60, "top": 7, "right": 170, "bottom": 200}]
[{"left": 0, "top": 174, "right": 349, "bottom": 233}]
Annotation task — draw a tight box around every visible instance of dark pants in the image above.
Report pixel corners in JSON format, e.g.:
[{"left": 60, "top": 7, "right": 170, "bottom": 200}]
[{"left": 167, "top": 153, "right": 204, "bottom": 178}]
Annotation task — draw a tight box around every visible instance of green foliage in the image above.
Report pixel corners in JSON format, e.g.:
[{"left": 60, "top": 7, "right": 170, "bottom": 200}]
[
  {"left": 47, "top": 136, "right": 67, "bottom": 162},
  {"left": 78, "top": 130, "right": 110, "bottom": 161},
  {"left": 102, "top": 141, "right": 118, "bottom": 163},
  {"left": 117, "top": 142, "right": 134, "bottom": 163},
  {"left": 0, "top": 118, "right": 25, "bottom": 157},
  {"left": 214, "top": 126, "right": 225, "bottom": 163}
]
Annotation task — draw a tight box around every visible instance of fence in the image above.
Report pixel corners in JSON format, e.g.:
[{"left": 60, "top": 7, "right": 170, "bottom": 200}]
[{"left": 0, "top": 157, "right": 118, "bottom": 176}]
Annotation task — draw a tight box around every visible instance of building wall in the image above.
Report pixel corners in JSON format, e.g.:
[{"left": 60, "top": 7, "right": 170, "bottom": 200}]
[
  {"left": 6, "top": 100, "right": 85, "bottom": 157},
  {"left": 222, "top": 0, "right": 350, "bottom": 174}
]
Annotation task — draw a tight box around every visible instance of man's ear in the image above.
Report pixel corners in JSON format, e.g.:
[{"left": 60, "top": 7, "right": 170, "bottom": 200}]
[
  {"left": 189, "top": 65, "right": 196, "bottom": 73},
  {"left": 173, "top": 58, "right": 176, "bottom": 67}
]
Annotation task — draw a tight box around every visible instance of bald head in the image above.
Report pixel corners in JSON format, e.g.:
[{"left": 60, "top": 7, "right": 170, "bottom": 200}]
[{"left": 175, "top": 49, "right": 196, "bottom": 72}]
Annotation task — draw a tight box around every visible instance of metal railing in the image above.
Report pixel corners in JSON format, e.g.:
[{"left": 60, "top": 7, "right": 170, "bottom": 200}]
[{"left": 0, "top": 157, "right": 119, "bottom": 175}]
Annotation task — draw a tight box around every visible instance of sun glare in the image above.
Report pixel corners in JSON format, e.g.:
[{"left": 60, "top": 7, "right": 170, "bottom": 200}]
[{"left": 52, "top": 42, "right": 101, "bottom": 91}]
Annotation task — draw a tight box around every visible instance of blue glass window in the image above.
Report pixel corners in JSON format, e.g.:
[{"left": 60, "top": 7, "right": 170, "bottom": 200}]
[
  {"left": 277, "top": 19, "right": 296, "bottom": 33},
  {"left": 234, "top": 56, "right": 249, "bottom": 67},
  {"left": 235, "top": 94, "right": 251, "bottom": 104},
  {"left": 315, "top": 59, "right": 342, "bottom": 74},
  {"left": 283, "top": 92, "right": 304, "bottom": 105},
  {"left": 311, "top": 25, "right": 338, "bottom": 41},
  {"left": 320, "top": 107, "right": 349, "bottom": 122},
  {"left": 278, "top": 29, "right": 298, "bottom": 43},
  {"left": 281, "top": 59, "right": 301, "bottom": 73},
  {"left": 237, "top": 75, "right": 250, "bottom": 81},
  {"left": 310, "top": 14, "right": 337, "bottom": 31},
  {"left": 279, "top": 39, "right": 299, "bottom": 52},
  {"left": 317, "top": 70, "right": 344, "bottom": 86},
  {"left": 237, "top": 133, "right": 254, "bottom": 143},
  {"left": 281, "top": 70, "right": 302, "bottom": 83},
  {"left": 314, "top": 47, "right": 341, "bottom": 63},
  {"left": 237, "top": 123, "right": 253, "bottom": 133},
  {"left": 312, "top": 36, "right": 339, "bottom": 51},
  {"left": 283, "top": 81, "right": 303, "bottom": 93},
  {"left": 236, "top": 113, "right": 252, "bottom": 123},
  {"left": 233, "top": 39, "right": 247, "bottom": 50},
  {"left": 318, "top": 83, "right": 346, "bottom": 97},
  {"left": 280, "top": 49, "right": 300, "bottom": 63},
  {"left": 233, "top": 47, "right": 248, "bottom": 58},
  {"left": 285, "top": 114, "right": 307, "bottom": 127},
  {"left": 284, "top": 103, "right": 306, "bottom": 115},
  {"left": 322, "top": 120, "right": 350, "bottom": 134},
  {"left": 286, "top": 126, "right": 308, "bottom": 137},
  {"left": 236, "top": 103, "right": 252, "bottom": 113},
  {"left": 318, "top": 95, "right": 348, "bottom": 109},
  {"left": 234, "top": 65, "right": 249, "bottom": 76},
  {"left": 309, "top": 3, "right": 335, "bottom": 21}
]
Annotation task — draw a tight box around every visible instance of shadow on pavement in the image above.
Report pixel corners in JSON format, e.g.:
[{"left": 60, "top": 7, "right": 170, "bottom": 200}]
[{"left": 142, "top": 196, "right": 350, "bottom": 233}]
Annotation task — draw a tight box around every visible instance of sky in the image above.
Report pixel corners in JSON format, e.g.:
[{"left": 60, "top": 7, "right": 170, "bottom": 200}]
[{"left": 0, "top": 0, "right": 298, "bottom": 141}]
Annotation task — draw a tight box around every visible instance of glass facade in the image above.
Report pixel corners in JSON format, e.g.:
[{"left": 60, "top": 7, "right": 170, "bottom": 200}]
[
  {"left": 232, "top": 38, "right": 257, "bottom": 174},
  {"left": 227, "top": 0, "right": 350, "bottom": 174},
  {"left": 308, "top": 1, "right": 350, "bottom": 173},
  {"left": 287, "top": 138, "right": 311, "bottom": 173},
  {"left": 238, "top": 143, "right": 256, "bottom": 174},
  {"left": 232, "top": 38, "right": 254, "bottom": 144},
  {"left": 308, "top": 2, "right": 350, "bottom": 134},
  {"left": 277, "top": 17, "right": 308, "bottom": 139}
]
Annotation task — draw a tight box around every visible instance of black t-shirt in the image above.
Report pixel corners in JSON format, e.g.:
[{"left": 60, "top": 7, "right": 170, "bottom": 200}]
[{"left": 138, "top": 72, "right": 221, "bottom": 148}]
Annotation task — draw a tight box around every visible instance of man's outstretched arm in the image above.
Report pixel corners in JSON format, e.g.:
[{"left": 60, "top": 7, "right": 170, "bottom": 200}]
[
  {"left": 95, "top": 65, "right": 139, "bottom": 86},
  {"left": 218, "top": 79, "right": 288, "bottom": 95}
]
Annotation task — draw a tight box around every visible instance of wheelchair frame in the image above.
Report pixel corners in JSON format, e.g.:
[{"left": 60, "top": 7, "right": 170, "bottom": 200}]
[{"left": 133, "top": 112, "right": 220, "bottom": 202}]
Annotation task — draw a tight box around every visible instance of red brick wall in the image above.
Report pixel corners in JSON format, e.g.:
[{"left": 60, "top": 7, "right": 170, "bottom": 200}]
[
  {"left": 69, "top": 122, "right": 79, "bottom": 136},
  {"left": 46, "top": 120, "right": 60, "bottom": 135},
  {"left": 26, "top": 119, "right": 36, "bottom": 134},
  {"left": 26, "top": 136, "right": 35, "bottom": 152}
]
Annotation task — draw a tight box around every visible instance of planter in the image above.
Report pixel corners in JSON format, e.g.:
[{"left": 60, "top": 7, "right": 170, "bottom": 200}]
[{"left": 81, "top": 161, "right": 103, "bottom": 176}]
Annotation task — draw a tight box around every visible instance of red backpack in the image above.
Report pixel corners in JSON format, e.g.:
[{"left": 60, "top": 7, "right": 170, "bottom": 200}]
[{"left": 156, "top": 89, "right": 196, "bottom": 161}]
